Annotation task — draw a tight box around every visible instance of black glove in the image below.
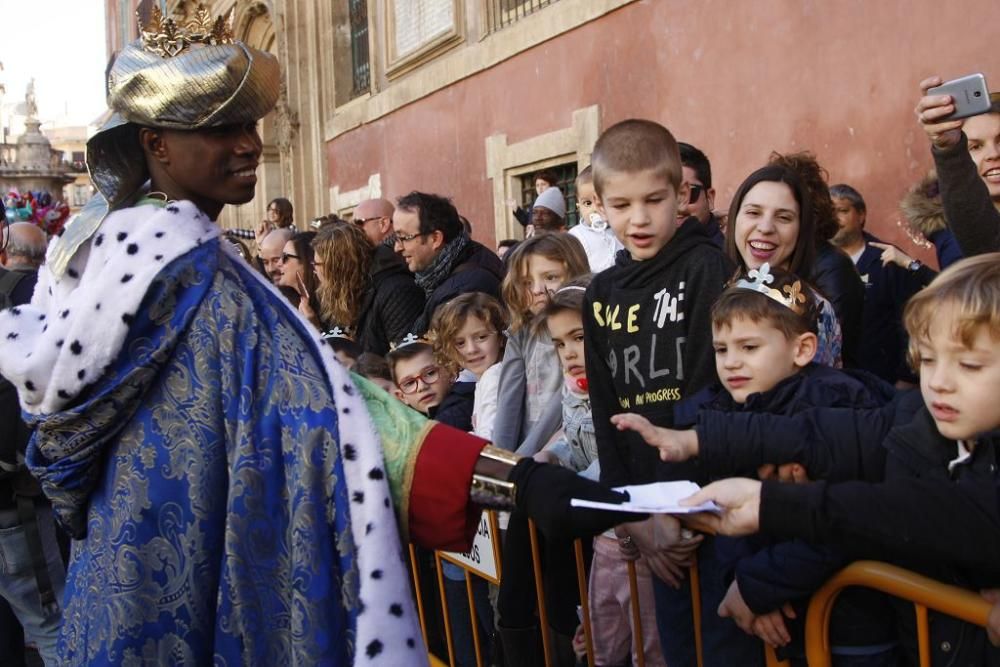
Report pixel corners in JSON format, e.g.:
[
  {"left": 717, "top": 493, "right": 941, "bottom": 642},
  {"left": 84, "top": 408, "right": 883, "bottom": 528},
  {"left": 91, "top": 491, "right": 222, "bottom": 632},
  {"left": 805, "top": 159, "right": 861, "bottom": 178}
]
[{"left": 510, "top": 458, "right": 647, "bottom": 542}]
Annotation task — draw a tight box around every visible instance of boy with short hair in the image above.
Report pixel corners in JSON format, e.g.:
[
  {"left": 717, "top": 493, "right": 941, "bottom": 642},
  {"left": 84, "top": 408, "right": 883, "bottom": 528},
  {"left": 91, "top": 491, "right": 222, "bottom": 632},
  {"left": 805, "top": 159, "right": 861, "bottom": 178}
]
[
  {"left": 387, "top": 335, "right": 475, "bottom": 430},
  {"left": 584, "top": 118, "right": 742, "bottom": 665},
  {"left": 642, "top": 254, "right": 1000, "bottom": 665},
  {"left": 568, "top": 166, "right": 623, "bottom": 273}
]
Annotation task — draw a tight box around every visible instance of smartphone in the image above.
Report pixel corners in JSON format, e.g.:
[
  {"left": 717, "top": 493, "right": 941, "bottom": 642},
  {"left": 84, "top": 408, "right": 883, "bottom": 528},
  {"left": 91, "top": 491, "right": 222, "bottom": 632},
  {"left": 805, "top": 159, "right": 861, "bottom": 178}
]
[{"left": 929, "top": 73, "right": 991, "bottom": 120}]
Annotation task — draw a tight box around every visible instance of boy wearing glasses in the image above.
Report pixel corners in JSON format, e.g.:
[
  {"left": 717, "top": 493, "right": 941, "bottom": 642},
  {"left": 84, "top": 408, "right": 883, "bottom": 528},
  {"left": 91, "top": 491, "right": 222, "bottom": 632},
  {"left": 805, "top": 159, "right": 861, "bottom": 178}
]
[
  {"left": 388, "top": 335, "right": 476, "bottom": 430},
  {"left": 569, "top": 165, "right": 624, "bottom": 272}
]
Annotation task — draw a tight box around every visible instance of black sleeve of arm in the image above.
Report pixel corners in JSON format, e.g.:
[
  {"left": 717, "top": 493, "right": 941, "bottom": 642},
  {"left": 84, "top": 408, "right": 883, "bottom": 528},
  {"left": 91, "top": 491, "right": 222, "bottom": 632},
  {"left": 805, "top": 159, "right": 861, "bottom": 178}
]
[
  {"left": 736, "top": 540, "right": 850, "bottom": 613},
  {"left": 760, "top": 477, "right": 1000, "bottom": 575},
  {"left": 694, "top": 404, "right": 892, "bottom": 481},
  {"left": 933, "top": 133, "right": 1000, "bottom": 257},
  {"left": 585, "top": 284, "right": 630, "bottom": 487}
]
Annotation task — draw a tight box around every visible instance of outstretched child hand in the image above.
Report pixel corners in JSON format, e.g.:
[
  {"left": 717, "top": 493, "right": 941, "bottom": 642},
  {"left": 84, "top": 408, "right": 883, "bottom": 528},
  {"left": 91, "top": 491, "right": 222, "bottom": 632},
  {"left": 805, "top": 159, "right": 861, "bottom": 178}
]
[
  {"left": 679, "top": 478, "right": 763, "bottom": 536},
  {"left": 610, "top": 413, "right": 698, "bottom": 462},
  {"left": 718, "top": 580, "right": 756, "bottom": 635}
]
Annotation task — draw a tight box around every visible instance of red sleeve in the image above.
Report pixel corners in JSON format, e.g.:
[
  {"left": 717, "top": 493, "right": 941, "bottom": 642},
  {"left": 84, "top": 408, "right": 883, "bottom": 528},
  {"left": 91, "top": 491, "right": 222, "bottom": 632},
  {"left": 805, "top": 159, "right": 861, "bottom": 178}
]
[{"left": 408, "top": 423, "right": 486, "bottom": 551}]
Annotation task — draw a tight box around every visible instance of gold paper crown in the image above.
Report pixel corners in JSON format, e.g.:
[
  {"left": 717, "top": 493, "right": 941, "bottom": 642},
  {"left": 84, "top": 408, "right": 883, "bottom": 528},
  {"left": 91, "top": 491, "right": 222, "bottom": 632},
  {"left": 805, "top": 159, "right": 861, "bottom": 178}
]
[
  {"left": 139, "top": 4, "right": 235, "bottom": 58},
  {"left": 735, "top": 263, "right": 808, "bottom": 315}
]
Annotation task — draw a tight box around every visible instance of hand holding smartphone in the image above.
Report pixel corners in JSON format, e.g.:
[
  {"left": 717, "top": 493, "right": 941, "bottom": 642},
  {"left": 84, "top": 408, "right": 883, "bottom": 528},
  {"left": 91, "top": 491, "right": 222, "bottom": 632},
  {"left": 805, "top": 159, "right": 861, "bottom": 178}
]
[{"left": 927, "top": 73, "right": 991, "bottom": 121}]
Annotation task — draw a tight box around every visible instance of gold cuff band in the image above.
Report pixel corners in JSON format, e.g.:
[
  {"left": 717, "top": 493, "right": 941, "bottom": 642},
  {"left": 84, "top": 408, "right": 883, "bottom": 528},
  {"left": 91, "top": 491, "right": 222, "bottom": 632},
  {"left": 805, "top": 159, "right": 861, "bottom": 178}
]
[
  {"left": 470, "top": 473, "right": 517, "bottom": 510},
  {"left": 479, "top": 445, "right": 521, "bottom": 466}
]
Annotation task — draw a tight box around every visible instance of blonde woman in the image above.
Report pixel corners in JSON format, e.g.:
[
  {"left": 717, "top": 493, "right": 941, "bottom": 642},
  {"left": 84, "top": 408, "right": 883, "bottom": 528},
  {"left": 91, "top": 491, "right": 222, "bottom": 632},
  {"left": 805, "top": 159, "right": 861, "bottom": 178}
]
[{"left": 312, "top": 222, "right": 424, "bottom": 355}]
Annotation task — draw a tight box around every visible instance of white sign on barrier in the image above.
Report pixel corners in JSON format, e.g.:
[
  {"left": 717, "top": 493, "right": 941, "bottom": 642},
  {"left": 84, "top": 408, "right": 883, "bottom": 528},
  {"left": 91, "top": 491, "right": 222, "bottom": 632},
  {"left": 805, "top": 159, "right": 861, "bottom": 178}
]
[{"left": 439, "top": 511, "right": 501, "bottom": 584}]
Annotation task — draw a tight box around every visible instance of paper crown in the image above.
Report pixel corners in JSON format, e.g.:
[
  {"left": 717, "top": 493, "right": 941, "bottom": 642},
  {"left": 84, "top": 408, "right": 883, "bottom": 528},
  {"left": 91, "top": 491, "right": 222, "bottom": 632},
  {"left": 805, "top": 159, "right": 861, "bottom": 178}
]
[
  {"left": 140, "top": 4, "right": 235, "bottom": 58},
  {"left": 389, "top": 333, "right": 430, "bottom": 352},
  {"left": 322, "top": 326, "right": 354, "bottom": 341},
  {"left": 735, "top": 263, "right": 807, "bottom": 315}
]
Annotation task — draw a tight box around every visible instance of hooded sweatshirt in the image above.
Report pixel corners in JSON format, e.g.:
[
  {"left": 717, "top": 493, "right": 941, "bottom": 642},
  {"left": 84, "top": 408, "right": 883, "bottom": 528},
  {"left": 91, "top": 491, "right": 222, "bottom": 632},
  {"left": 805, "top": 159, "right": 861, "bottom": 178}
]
[{"left": 583, "top": 218, "right": 732, "bottom": 487}]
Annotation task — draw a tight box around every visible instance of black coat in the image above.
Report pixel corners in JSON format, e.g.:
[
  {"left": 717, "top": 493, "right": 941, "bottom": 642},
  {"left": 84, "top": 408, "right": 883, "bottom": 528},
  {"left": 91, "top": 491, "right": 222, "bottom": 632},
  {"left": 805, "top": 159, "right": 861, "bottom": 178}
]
[
  {"left": 810, "top": 242, "right": 865, "bottom": 369},
  {"left": 412, "top": 241, "right": 504, "bottom": 335},
  {"left": 0, "top": 268, "right": 38, "bottom": 509},
  {"left": 855, "top": 235, "right": 935, "bottom": 384},
  {"left": 698, "top": 390, "right": 1000, "bottom": 666},
  {"left": 355, "top": 245, "right": 425, "bottom": 356},
  {"left": 678, "top": 366, "right": 897, "bottom": 656}
]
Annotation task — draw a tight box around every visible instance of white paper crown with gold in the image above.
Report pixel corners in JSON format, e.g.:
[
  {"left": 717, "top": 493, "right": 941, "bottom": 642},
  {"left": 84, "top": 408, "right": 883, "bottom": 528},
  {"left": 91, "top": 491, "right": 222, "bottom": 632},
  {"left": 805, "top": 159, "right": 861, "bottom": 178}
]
[
  {"left": 48, "top": 4, "right": 280, "bottom": 276},
  {"left": 735, "top": 263, "right": 808, "bottom": 315}
]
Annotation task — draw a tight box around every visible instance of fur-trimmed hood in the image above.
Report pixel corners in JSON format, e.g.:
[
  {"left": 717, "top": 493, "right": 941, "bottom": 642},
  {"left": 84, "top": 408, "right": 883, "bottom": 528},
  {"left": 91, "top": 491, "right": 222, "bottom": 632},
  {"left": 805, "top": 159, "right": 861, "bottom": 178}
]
[{"left": 900, "top": 170, "right": 947, "bottom": 237}]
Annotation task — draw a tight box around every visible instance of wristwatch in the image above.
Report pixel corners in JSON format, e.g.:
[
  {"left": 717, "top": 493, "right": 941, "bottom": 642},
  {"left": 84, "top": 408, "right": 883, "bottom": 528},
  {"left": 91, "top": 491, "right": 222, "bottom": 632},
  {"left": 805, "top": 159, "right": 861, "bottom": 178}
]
[{"left": 907, "top": 259, "right": 922, "bottom": 272}]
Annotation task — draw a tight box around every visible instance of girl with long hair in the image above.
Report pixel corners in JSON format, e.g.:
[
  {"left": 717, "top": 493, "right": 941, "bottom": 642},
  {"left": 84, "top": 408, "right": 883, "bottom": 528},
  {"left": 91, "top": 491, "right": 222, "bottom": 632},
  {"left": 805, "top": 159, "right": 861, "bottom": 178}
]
[
  {"left": 492, "top": 233, "right": 590, "bottom": 453},
  {"left": 312, "top": 222, "right": 424, "bottom": 354}
]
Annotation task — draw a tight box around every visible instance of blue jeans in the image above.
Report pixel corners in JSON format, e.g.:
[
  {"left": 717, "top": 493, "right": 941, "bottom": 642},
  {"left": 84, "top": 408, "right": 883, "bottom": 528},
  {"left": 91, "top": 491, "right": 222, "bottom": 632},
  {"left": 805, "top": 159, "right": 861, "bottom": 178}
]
[
  {"left": 652, "top": 536, "right": 764, "bottom": 667},
  {"left": 0, "top": 506, "right": 65, "bottom": 667}
]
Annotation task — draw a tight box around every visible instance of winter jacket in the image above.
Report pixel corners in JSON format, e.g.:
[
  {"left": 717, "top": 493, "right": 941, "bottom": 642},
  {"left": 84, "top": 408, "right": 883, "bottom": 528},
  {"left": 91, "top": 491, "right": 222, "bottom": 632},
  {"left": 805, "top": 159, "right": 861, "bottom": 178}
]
[
  {"left": 492, "top": 325, "right": 563, "bottom": 452},
  {"left": 933, "top": 133, "right": 1000, "bottom": 257},
  {"left": 811, "top": 242, "right": 864, "bottom": 369},
  {"left": 678, "top": 366, "right": 897, "bottom": 657},
  {"left": 855, "top": 234, "right": 935, "bottom": 384},
  {"left": 355, "top": 245, "right": 425, "bottom": 356},
  {"left": 412, "top": 240, "right": 504, "bottom": 335},
  {"left": 429, "top": 381, "right": 476, "bottom": 432},
  {"left": 584, "top": 218, "right": 732, "bottom": 487},
  {"left": 698, "top": 390, "right": 1000, "bottom": 666}
]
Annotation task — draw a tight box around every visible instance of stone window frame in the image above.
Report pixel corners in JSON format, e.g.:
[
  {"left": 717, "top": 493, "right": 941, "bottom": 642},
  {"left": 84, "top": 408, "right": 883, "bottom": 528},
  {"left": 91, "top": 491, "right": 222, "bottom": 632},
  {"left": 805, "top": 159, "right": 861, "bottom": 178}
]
[
  {"left": 485, "top": 105, "right": 600, "bottom": 242},
  {"left": 384, "top": 0, "right": 465, "bottom": 81}
]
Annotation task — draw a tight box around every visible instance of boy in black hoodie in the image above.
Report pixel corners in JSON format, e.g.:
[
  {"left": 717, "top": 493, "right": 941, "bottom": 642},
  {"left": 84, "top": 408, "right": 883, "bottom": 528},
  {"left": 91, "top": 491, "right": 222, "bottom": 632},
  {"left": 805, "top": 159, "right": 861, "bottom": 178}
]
[{"left": 584, "top": 119, "right": 740, "bottom": 665}]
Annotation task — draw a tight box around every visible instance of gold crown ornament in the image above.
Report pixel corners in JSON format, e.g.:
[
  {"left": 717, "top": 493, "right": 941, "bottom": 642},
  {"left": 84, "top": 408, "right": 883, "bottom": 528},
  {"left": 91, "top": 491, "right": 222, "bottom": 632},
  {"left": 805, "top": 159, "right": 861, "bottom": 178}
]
[
  {"left": 735, "top": 263, "right": 808, "bottom": 315},
  {"left": 140, "top": 4, "right": 236, "bottom": 58}
]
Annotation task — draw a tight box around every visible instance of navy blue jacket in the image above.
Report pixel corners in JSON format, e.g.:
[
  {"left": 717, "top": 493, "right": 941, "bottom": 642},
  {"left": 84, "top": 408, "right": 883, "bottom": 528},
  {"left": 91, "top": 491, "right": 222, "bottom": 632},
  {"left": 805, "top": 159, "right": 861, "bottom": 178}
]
[
  {"left": 429, "top": 381, "right": 476, "bottom": 432},
  {"left": 698, "top": 390, "right": 1000, "bottom": 666},
  {"left": 855, "top": 234, "right": 935, "bottom": 384},
  {"left": 679, "top": 366, "right": 896, "bottom": 656}
]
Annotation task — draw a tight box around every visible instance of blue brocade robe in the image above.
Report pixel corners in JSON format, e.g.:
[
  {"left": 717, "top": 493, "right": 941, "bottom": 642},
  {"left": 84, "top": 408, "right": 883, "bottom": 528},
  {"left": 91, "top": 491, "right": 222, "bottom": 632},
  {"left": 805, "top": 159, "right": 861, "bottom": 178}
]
[{"left": 0, "top": 202, "right": 430, "bottom": 665}]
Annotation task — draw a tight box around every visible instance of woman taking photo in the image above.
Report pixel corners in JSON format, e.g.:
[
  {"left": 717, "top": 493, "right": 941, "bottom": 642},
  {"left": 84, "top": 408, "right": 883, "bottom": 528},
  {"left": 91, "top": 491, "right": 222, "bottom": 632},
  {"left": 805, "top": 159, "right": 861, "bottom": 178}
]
[
  {"left": 312, "top": 222, "right": 425, "bottom": 355},
  {"left": 278, "top": 230, "right": 322, "bottom": 328}
]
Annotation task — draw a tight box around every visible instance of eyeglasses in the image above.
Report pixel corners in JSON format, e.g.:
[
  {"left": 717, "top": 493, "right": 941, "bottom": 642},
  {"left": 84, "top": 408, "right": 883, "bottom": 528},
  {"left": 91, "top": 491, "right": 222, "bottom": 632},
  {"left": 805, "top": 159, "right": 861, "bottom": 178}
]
[
  {"left": 281, "top": 252, "right": 300, "bottom": 263},
  {"left": 354, "top": 216, "right": 384, "bottom": 226},
  {"left": 393, "top": 231, "right": 429, "bottom": 245},
  {"left": 396, "top": 366, "right": 441, "bottom": 394},
  {"left": 688, "top": 184, "right": 705, "bottom": 204}
]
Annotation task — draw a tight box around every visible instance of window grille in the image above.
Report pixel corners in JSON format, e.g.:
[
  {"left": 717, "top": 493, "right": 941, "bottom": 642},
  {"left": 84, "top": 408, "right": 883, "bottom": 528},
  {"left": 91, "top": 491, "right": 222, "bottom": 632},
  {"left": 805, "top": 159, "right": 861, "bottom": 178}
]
[
  {"left": 349, "top": 0, "right": 372, "bottom": 98},
  {"left": 519, "top": 161, "right": 579, "bottom": 229},
  {"left": 485, "top": 0, "right": 561, "bottom": 35}
]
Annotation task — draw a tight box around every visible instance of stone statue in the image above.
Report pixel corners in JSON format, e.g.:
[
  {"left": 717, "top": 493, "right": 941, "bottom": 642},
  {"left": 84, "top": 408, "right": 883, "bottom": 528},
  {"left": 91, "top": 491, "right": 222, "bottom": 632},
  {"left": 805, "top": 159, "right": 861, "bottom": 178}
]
[{"left": 25, "top": 78, "right": 37, "bottom": 119}]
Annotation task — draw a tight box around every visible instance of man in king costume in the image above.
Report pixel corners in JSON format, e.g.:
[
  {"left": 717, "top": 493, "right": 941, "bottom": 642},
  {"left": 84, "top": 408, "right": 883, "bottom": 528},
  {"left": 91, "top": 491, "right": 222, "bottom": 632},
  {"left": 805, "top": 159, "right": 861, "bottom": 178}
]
[{"left": 0, "top": 7, "right": 635, "bottom": 665}]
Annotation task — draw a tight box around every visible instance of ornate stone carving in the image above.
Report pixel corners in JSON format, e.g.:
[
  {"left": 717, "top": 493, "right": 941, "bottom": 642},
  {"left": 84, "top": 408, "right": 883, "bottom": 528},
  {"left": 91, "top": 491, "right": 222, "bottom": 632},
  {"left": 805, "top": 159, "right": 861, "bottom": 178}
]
[{"left": 273, "top": 80, "right": 299, "bottom": 156}]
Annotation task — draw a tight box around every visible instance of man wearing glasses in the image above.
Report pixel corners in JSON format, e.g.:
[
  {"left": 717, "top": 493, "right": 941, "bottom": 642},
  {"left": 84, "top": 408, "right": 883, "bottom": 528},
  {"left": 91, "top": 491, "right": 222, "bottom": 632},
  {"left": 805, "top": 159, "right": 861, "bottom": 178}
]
[
  {"left": 392, "top": 191, "right": 504, "bottom": 334},
  {"left": 679, "top": 142, "right": 725, "bottom": 248},
  {"left": 353, "top": 198, "right": 397, "bottom": 248}
]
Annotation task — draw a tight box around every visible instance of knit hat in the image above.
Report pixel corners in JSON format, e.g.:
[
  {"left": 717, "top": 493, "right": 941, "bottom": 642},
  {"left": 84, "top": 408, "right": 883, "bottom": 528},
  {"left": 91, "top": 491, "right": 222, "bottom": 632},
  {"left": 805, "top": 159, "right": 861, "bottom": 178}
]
[{"left": 534, "top": 187, "right": 566, "bottom": 219}]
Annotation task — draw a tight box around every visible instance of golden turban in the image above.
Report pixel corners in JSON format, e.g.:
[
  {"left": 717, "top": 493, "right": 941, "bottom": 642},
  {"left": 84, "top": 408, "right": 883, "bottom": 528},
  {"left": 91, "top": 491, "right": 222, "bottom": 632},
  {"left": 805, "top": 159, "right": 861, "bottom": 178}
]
[{"left": 49, "top": 6, "right": 280, "bottom": 276}]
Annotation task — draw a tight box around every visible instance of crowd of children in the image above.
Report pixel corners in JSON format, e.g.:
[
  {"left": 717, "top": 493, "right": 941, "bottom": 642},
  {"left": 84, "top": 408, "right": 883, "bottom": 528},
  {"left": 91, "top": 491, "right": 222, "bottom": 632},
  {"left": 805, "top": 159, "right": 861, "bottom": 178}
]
[{"left": 265, "top": 81, "right": 999, "bottom": 667}]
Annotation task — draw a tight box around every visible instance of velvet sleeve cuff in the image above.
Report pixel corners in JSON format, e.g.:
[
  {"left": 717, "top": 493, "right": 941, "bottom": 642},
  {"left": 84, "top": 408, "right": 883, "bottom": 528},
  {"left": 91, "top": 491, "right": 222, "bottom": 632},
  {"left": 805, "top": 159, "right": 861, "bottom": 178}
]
[{"left": 408, "top": 423, "right": 486, "bottom": 552}]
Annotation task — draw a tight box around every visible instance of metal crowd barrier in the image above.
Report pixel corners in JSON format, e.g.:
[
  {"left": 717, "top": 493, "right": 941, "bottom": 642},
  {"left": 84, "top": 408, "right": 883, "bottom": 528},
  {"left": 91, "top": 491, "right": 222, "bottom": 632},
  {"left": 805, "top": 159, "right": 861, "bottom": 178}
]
[{"left": 410, "top": 516, "right": 994, "bottom": 666}]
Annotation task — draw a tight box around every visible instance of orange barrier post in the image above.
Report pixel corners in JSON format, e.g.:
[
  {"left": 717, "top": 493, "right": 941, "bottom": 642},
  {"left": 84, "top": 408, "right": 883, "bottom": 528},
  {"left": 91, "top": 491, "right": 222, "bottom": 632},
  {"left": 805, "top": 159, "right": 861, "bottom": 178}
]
[
  {"left": 804, "top": 561, "right": 992, "bottom": 667},
  {"left": 463, "top": 570, "right": 484, "bottom": 667},
  {"left": 689, "top": 559, "right": 704, "bottom": 667},
  {"left": 626, "top": 559, "right": 646, "bottom": 667},
  {"left": 528, "top": 519, "right": 554, "bottom": 666},
  {"left": 434, "top": 555, "right": 457, "bottom": 666},
  {"left": 573, "top": 539, "right": 595, "bottom": 667}
]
